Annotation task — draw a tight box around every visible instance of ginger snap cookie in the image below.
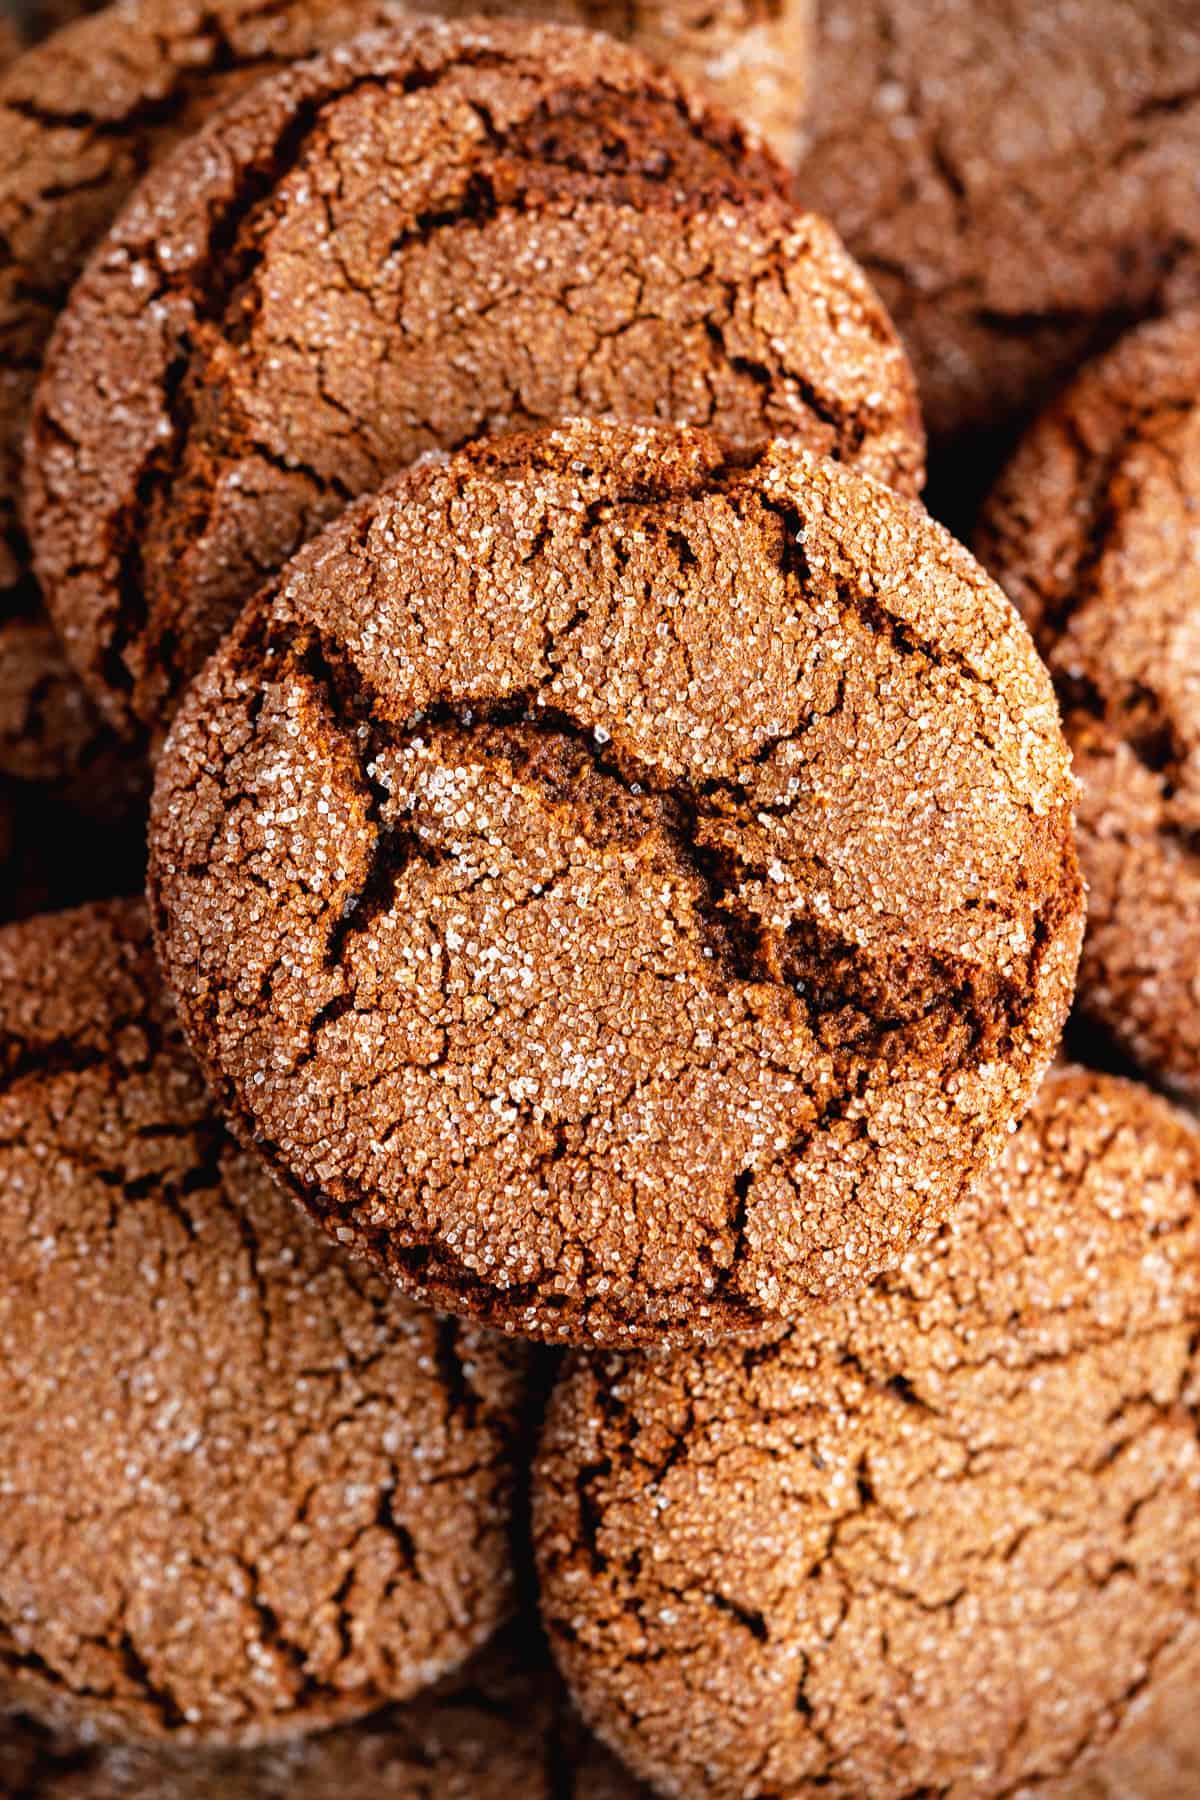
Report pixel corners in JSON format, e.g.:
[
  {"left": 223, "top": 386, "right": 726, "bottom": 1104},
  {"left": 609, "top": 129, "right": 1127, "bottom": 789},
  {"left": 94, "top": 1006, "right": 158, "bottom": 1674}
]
[
  {"left": 0, "top": 898, "right": 528, "bottom": 1746},
  {"left": 535, "top": 1064, "right": 1200, "bottom": 1798},
  {"left": 0, "top": 0, "right": 407, "bottom": 791},
  {"left": 26, "top": 14, "right": 921, "bottom": 751},
  {"left": 1, "top": 0, "right": 811, "bottom": 785},
  {"left": 794, "top": 0, "right": 1200, "bottom": 467},
  {"left": 1, "top": 1632, "right": 650, "bottom": 1797},
  {"left": 148, "top": 418, "right": 1081, "bottom": 1347},
  {"left": 976, "top": 309, "right": 1200, "bottom": 1102}
]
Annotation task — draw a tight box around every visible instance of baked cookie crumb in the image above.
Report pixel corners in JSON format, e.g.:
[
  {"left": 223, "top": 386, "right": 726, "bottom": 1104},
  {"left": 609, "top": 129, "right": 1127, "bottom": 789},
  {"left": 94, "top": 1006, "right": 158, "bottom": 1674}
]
[
  {"left": 535, "top": 1065, "right": 1200, "bottom": 1796},
  {"left": 976, "top": 308, "right": 1200, "bottom": 1102},
  {"left": 150, "top": 417, "right": 1081, "bottom": 1345},
  {"left": 0, "top": 899, "right": 528, "bottom": 1746}
]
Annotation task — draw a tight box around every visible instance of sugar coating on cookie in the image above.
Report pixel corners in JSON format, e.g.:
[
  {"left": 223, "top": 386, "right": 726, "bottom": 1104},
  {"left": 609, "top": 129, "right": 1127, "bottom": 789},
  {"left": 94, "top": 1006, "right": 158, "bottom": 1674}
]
[
  {"left": 534, "top": 1065, "right": 1200, "bottom": 1797},
  {"left": 0, "top": 899, "right": 528, "bottom": 1746},
  {"left": 0, "top": 1633, "right": 648, "bottom": 1797},
  {"left": 976, "top": 309, "right": 1200, "bottom": 1101},
  {"left": 149, "top": 418, "right": 1081, "bottom": 1346},
  {"left": 26, "top": 14, "right": 921, "bottom": 747},
  {"left": 0, "top": 0, "right": 411, "bottom": 789},
  {"left": 794, "top": 0, "right": 1200, "bottom": 452}
]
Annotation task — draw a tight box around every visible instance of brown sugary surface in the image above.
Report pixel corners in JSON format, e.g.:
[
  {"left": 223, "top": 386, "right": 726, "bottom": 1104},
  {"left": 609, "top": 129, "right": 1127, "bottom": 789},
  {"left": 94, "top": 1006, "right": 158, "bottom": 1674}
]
[
  {"left": 0, "top": 0, "right": 809, "bottom": 784},
  {"left": 0, "top": 0, "right": 407, "bottom": 789},
  {"left": 26, "top": 13, "right": 920, "bottom": 750},
  {"left": 975, "top": 309, "right": 1200, "bottom": 1102},
  {"left": 0, "top": 898, "right": 528, "bottom": 1746},
  {"left": 794, "top": 0, "right": 1200, "bottom": 454},
  {"left": 1, "top": 1631, "right": 650, "bottom": 1796},
  {"left": 148, "top": 417, "right": 1081, "bottom": 1346},
  {"left": 534, "top": 1066, "right": 1200, "bottom": 1797}
]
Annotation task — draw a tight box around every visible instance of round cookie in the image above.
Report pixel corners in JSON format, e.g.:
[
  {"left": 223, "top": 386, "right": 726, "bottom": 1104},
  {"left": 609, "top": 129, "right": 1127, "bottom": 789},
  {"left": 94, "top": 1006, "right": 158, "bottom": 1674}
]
[
  {"left": 793, "top": 0, "right": 1200, "bottom": 466},
  {"left": 534, "top": 1065, "right": 1200, "bottom": 1798},
  {"left": 1, "top": 1632, "right": 650, "bottom": 1797},
  {"left": 148, "top": 417, "right": 1082, "bottom": 1346},
  {"left": 26, "top": 13, "right": 921, "bottom": 750},
  {"left": 0, "top": 899, "right": 528, "bottom": 1746},
  {"left": 975, "top": 310, "right": 1200, "bottom": 1102}
]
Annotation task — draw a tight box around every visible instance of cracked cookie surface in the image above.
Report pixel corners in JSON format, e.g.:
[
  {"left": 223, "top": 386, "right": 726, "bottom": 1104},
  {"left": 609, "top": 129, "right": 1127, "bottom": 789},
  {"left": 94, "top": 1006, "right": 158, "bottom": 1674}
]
[
  {"left": 794, "top": 0, "right": 1200, "bottom": 463},
  {"left": 26, "top": 14, "right": 921, "bottom": 750},
  {"left": 148, "top": 418, "right": 1081, "bottom": 1346},
  {"left": 975, "top": 310, "right": 1200, "bottom": 1103},
  {"left": 0, "top": 0, "right": 807, "bottom": 786},
  {"left": 0, "top": 0, "right": 405, "bottom": 790},
  {"left": 0, "top": 898, "right": 528, "bottom": 1746},
  {"left": 534, "top": 1065, "right": 1200, "bottom": 1798},
  {"left": 0, "top": 1630, "right": 649, "bottom": 1796}
]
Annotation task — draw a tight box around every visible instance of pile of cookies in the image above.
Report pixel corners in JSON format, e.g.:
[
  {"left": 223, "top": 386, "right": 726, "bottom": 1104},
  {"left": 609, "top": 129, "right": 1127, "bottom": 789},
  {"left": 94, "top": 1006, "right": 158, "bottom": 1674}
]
[{"left": 1, "top": 0, "right": 1199, "bottom": 1794}]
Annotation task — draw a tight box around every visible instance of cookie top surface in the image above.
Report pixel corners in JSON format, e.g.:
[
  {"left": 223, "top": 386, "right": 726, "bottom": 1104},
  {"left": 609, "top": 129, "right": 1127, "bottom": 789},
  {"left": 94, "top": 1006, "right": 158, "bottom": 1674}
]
[
  {"left": 534, "top": 1065, "right": 1200, "bottom": 1797},
  {"left": 148, "top": 417, "right": 1081, "bottom": 1347},
  {"left": 2, "top": 1632, "right": 648, "bottom": 1797},
  {"left": 0, "top": 898, "right": 528, "bottom": 1746},
  {"left": 26, "top": 13, "right": 921, "bottom": 748},
  {"left": 975, "top": 309, "right": 1200, "bottom": 1099},
  {"left": 794, "top": 0, "right": 1200, "bottom": 451},
  {"left": 0, "top": 0, "right": 407, "bottom": 785}
]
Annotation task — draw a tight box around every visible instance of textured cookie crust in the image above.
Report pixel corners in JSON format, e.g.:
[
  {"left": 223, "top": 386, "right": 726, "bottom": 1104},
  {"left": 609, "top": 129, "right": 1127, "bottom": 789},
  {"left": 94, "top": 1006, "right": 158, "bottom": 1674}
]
[
  {"left": 1, "top": 1633, "right": 648, "bottom": 1797},
  {"left": 976, "top": 310, "right": 1200, "bottom": 1102},
  {"left": 535, "top": 1066, "right": 1200, "bottom": 1797},
  {"left": 0, "top": 0, "right": 411, "bottom": 788},
  {"left": 149, "top": 418, "right": 1081, "bottom": 1346},
  {"left": 794, "top": 0, "right": 1200, "bottom": 456},
  {"left": 0, "top": 899, "right": 528, "bottom": 1746},
  {"left": 27, "top": 13, "right": 921, "bottom": 748},
  {"left": 0, "top": 0, "right": 809, "bottom": 787}
]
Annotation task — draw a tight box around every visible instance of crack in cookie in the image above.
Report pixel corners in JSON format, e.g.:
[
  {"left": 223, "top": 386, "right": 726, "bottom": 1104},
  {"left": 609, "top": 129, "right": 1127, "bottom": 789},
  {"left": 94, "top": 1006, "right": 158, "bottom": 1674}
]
[{"left": 148, "top": 418, "right": 1082, "bottom": 1345}]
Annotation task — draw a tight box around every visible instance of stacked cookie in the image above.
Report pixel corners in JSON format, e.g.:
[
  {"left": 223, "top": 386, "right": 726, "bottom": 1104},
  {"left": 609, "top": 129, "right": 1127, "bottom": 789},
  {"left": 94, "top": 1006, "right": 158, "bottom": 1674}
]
[{"left": 1, "top": 1, "right": 1199, "bottom": 1794}]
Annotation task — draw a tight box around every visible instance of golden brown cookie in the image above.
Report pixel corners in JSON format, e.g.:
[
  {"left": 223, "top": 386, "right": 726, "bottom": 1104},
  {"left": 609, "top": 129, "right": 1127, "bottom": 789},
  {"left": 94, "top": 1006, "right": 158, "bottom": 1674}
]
[
  {"left": 0, "top": 899, "right": 528, "bottom": 1746},
  {"left": 0, "top": 1630, "right": 649, "bottom": 1796},
  {"left": 0, "top": 0, "right": 409, "bottom": 792},
  {"left": 794, "top": 0, "right": 1200, "bottom": 469},
  {"left": 148, "top": 417, "right": 1081, "bottom": 1347},
  {"left": 26, "top": 14, "right": 921, "bottom": 751},
  {"left": 535, "top": 1065, "right": 1200, "bottom": 1798},
  {"left": 0, "top": 0, "right": 813, "bottom": 788},
  {"left": 976, "top": 309, "right": 1200, "bottom": 1102}
]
